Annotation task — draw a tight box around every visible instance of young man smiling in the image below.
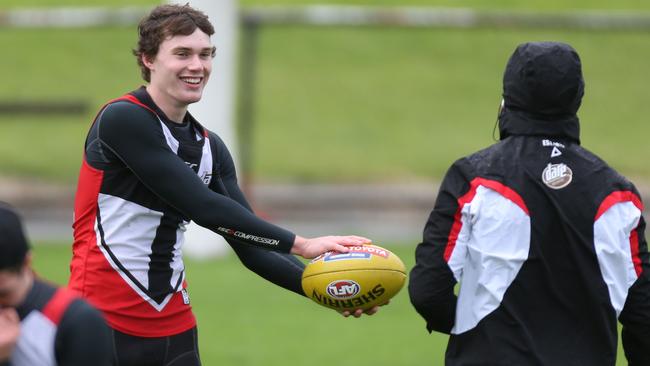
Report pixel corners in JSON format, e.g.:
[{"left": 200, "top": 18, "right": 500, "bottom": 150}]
[{"left": 70, "top": 4, "right": 374, "bottom": 365}]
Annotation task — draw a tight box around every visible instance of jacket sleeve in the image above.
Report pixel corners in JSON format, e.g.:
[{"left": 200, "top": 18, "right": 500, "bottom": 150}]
[
  {"left": 619, "top": 211, "right": 650, "bottom": 366},
  {"left": 208, "top": 133, "right": 306, "bottom": 296},
  {"left": 55, "top": 300, "right": 112, "bottom": 366},
  {"left": 94, "top": 102, "right": 295, "bottom": 252},
  {"left": 408, "top": 160, "right": 471, "bottom": 334}
]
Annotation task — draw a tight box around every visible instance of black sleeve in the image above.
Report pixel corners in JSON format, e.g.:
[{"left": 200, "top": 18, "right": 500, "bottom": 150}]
[
  {"left": 208, "top": 133, "right": 305, "bottom": 296},
  {"left": 94, "top": 102, "right": 295, "bottom": 252},
  {"left": 620, "top": 214, "right": 650, "bottom": 365},
  {"left": 54, "top": 299, "right": 112, "bottom": 366},
  {"left": 409, "top": 161, "right": 471, "bottom": 334}
]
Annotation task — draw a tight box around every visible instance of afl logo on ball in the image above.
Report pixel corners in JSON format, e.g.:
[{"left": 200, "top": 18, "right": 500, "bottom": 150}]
[
  {"left": 542, "top": 163, "right": 573, "bottom": 190},
  {"left": 326, "top": 280, "right": 360, "bottom": 299}
]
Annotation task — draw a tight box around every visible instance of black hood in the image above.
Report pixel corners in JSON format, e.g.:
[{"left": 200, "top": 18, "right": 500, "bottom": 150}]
[
  {"left": 0, "top": 202, "right": 30, "bottom": 270},
  {"left": 499, "top": 42, "right": 584, "bottom": 143}
]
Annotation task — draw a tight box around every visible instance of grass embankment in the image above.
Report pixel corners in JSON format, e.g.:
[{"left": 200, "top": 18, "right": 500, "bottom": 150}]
[{"left": 1, "top": 26, "right": 648, "bottom": 182}]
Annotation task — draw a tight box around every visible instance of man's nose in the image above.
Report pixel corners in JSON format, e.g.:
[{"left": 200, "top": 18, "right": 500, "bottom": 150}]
[{"left": 187, "top": 55, "right": 203, "bottom": 71}]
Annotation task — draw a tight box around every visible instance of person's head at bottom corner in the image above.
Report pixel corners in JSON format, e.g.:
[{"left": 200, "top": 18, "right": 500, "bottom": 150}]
[{"left": 0, "top": 202, "right": 33, "bottom": 308}]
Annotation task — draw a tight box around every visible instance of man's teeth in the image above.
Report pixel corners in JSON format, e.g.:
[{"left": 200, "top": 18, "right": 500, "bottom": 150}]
[{"left": 181, "top": 77, "right": 201, "bottom": 84}]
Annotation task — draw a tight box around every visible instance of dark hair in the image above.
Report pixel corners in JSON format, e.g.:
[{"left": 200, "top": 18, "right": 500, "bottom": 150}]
[
  {"left": 0, "top": 202, "right": 30, "bottom": 272},
  {"left": 133, "top": 3, "right": 216, "bottom": 82}
]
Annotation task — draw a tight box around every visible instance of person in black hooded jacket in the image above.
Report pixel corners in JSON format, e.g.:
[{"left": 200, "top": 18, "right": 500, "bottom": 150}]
[{"left": 409, "top": 41, "right": 650, "bottom": 365}]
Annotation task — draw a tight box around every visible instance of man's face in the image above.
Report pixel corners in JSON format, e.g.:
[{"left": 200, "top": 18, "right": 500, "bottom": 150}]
[
  {"left": 145, "top": 28, "right": 214, "bottom": 108},
  {"left": 0, "top": 268, "right": 28, "bottom": 308}
]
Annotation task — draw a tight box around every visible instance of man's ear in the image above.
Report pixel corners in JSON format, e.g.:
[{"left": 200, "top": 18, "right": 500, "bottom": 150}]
[{"left": 142, "top": 54, "right": 155, "bottom": 70}]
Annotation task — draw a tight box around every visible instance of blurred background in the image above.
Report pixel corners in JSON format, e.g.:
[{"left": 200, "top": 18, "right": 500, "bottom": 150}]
[{"left": 1, "top": 0, "right": 649, "bottom": 364}]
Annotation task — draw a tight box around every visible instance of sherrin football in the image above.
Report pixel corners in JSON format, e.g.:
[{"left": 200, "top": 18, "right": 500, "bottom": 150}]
[{"left": 302, "top": 244, "right": 406, "bottom": 312}]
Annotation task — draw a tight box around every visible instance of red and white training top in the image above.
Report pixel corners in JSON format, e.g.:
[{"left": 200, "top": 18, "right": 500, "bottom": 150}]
[
  {"left": 12, "top": 279, "right": 111, "bottom": 365},
  {"left": 70, "top": 88, "right": 297, "bottom": 337}
]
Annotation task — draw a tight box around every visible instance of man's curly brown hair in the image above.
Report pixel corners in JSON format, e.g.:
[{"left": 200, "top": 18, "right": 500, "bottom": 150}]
[{"left": 133, "top": 4, "right": 216, "bottom": 82}]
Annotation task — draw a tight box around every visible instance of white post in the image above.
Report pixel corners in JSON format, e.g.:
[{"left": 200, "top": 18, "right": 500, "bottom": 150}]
[{"left": 168, "top": 0, "right": 238, "bottom": 258}]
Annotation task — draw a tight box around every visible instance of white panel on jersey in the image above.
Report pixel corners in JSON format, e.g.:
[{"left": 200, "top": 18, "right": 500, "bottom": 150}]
[
  {"left": 172, "top": 226, "right": 186, "bottom": 288},
  {"left": 450, "top": 185, "right": 531, "bottom": 334},
  {"left": 159, "top": 120, "right": 180, "bottom": 153},
  {"left": 197, "top": 136, "right": 213, "bottom": 185},
  {"left": 594, "top": 201, "right": 642, "bottom": 317},
  {"left": 159, "top": 116, "right": 213, "bottom": 186},
  {"left": 12, "top": 311, "right": 56, "bottom": 366},
  {"left": 96, "top": 193, "right": 183, "bottom": 311},
  {"left": 97, "top": 194, "right": 157, "bottom": 289}
]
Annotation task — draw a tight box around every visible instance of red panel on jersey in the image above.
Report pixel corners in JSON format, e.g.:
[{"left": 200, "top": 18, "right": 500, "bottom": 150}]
[
  {"left": 42, "top": 288, "right": 78, "bottom": 325},
  {"left": 70, "top": 157, "right": 104, "bottom": 289},
  {"left": 81, "top": 266, "right": 196, "bottom": 337}
]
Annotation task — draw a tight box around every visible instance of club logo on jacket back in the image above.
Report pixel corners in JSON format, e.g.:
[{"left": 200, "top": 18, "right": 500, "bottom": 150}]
[{"left": 542, "top": 163, "right": 573, "bottom": 189}]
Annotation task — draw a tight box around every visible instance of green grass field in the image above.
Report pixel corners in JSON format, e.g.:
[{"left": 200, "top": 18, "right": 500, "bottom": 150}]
[
  {"left": 1, "top": 2, "right": 649, "bottom": 183},
  {"left": 32, "top": 243, "right": 628, "bottom": 365},
  {"left": 252, "top": 26, "right": 650, "bottom": 182},
  {"left": 1, "top": 25, "right": 649, "bottom": 183}
]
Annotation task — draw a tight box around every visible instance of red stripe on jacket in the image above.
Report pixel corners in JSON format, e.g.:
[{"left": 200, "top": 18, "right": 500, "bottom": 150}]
[
  {"left": 444, "top": 178, "right": 529, "bottom": 262},
  {"left": 596, "top": 191, "right": 644, "bottom": 276}
]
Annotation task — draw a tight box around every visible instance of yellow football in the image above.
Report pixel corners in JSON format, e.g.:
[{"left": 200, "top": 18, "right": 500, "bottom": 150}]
[{"left": 302, "top": 244, "right": 406, "bottom": 312}]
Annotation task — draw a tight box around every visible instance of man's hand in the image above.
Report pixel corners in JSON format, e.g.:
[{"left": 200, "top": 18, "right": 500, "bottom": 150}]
[
  {"left": 0, "top": 308, "right": 20, "bottom": 361},
  {"left": 341, "top": 301, "right": 390, "bottom": 318},
  {"left": 291, "top": 235, "right": 371, "bottom": 259}
]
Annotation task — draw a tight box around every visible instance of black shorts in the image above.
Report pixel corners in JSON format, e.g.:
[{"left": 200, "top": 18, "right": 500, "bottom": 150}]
[{"left": 111, "top": 327, "right": 201, "bottom": 366}]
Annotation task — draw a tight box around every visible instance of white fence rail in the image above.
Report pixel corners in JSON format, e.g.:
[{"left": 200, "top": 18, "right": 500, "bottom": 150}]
[{"left": 1, "top": 6, "right": 650, "bottom": 30}]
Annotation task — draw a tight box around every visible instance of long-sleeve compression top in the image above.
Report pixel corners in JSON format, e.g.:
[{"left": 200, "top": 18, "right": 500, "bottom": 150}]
[{"left": 69, "top": 87, "right": 305, "bottom": 337}]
